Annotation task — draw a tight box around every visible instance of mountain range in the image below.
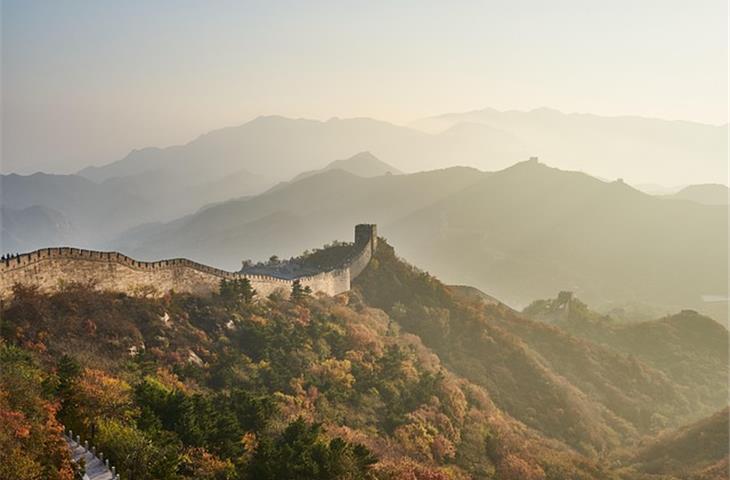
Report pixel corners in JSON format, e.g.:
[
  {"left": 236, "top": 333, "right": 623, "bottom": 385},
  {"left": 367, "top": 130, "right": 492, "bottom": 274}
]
[
  {"left": 72, "top": 109, "right": 727, "bottom": 187},
  {"left": 410, "top": 107, "right": 728, "bottom": 186},
  {"left": 105, "top": 158, "right": 726, "bottom": 321},
  {"left": 0, "top": 167, "right": 271, "bottom": 248},
  {"left": 2, "top": 109, "right": 727, "bottom": 322}
]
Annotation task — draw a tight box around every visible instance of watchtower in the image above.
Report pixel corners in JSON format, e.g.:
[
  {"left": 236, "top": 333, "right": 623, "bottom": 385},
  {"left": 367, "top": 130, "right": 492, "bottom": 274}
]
[{"left": 355, "top": 224, "right": 377, "bottom": 253}]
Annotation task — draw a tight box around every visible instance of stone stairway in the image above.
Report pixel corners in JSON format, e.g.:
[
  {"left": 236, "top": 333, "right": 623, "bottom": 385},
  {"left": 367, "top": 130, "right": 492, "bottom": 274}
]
[{"left": 65, "top": 433, "right": 117, "bottom": 480}]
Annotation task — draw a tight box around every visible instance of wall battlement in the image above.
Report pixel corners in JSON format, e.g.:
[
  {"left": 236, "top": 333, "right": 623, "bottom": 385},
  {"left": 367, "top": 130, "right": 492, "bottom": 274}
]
[{"left": 0, "top": 224, "right": 378, "bottom": 300}]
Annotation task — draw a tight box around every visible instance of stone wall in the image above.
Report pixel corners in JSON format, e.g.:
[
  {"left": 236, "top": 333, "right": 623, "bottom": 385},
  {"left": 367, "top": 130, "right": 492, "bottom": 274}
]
[{"left": 0, "top": 224, "right": 378, "bottom": 301}]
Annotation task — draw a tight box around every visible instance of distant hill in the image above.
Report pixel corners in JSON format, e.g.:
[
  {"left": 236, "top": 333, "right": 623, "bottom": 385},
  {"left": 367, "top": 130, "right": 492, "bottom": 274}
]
[
  {"left": 1, "top": 206, "right": 74, "bottom": 253},
  {"left": 629, "top": 408, "right": 729, "bottom": 478},
  {"left": 112, "top": 166, "right": 486, "bottom": 267},
  {"left": 524, "top": 294, "right": 728, "bottom": 419},
  {"left": 411, "top": 107, "right": 728, "bottom": 185},
  {"left": 8, "top": 108, "right": 724, "bottom": 252},
  {"left": 669, "top": 183, "right": 729, "bottom": 205},
  {"left": 113, "top": 159, "right": 727, "bottom": 319},
  {"left": 1, "top": 172, "right": 130, "bottom": 214},
  {"left": 291, "top": 151, "right": 402, "bottom": 182},
  {"left": 1, "top": 167, "right": 272, "bottom": 248},
  {"left": 9, "top": 107, "right": 721, "bottom": 257},
  {"left": 0, "top": 172, "right": 151, "bottom": 245},
  {"left": 447, "top": 285, "right": 504, "bottom": 307},
  {"left": 76, "top": 116, "right": 440, "bottom": 183},
  {"left": 98, "top": 166, "right": 272, "bottom": 220},
  {"left": 76, "top": 109, "right": 726, "bottom": 189},
  {"left": 388, "top": 159, "right": 728, "bottom": 317}
]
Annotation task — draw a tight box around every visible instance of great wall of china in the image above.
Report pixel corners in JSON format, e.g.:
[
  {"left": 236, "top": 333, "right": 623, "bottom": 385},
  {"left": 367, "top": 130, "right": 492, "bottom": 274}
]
[{"left": 0, "top": 224, "right": 377, "bottom": 300}]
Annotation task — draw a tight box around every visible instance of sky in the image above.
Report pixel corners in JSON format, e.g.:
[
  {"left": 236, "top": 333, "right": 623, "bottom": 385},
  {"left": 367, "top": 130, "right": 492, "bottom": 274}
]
[{"left": 2, "top": 0, "right": 728, "bottom": 174}]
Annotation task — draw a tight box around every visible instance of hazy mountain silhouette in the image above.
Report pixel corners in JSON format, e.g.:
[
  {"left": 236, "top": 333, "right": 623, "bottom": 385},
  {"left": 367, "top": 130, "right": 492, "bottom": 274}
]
[
  {"left": 389, "top": 159, "right": 727, "bottom": 316},
  {"left": 0, "top": 172, "right": 151, "bottom": 245},
  {"left": 98, "top": 166, "right": 272, "bottom": 220},
  {"left": 1, "top": 205, "right": 74, "bottom": 253},
  {"left": 4, "top": 109, "right": 726, "bottom": 319},
  {"left": 112, "top": 166, "right": 485, "bottom": 266},
  {"left": 411, "top": 107, "right": 728, "bottom": 185},
  {"left": 74, "top": 109, "right": 725, "bottom": 188},
  {"left": 291, "top": 151, "right": 402, "bottom": 181},
  {"left": 0, "top": 167, "right": 272, "bottom": 247},
  {"left": 77, "top": 116, "right": 444, "bottom": 183},
  {"left": 112, "top": 159, "right": 726, "bottom": 320},
  {"left": 669, "top": 184, "right": 729, "bottom": 205}
]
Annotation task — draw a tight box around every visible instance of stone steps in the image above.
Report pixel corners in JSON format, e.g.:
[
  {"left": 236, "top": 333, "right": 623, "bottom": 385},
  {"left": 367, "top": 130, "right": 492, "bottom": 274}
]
[{"left": 66, "top": 435, "right": 115, "bottom": 480}]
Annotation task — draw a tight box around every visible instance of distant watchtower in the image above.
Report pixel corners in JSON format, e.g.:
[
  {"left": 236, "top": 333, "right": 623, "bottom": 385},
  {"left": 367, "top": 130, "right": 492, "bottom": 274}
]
[
  {"left": 557, "top": 291, "right": 574, "bottom": 316},
  {"left": 355, "top": 224, "right": 378, "bottom": 253}
]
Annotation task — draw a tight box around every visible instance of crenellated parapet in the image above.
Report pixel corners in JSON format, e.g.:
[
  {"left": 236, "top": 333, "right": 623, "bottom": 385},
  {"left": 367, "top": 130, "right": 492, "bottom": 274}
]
[{"left": 0, "top": 224, "right": 378, "bottom": 300}]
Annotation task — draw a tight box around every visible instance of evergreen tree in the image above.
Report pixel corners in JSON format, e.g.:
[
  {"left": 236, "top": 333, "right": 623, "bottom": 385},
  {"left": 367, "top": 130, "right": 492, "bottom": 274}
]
[
  {"left": 246, "top": 417, "right": 375, "bottom": 480},
  {"left": 219, "top": 278, "right": 256, "bottom": 305},
  {"left": 291, "top": 280, "right": 312, "bottom": 301},
  {"left": 57, "top": 354, "right": 82, "bottom": 429}
]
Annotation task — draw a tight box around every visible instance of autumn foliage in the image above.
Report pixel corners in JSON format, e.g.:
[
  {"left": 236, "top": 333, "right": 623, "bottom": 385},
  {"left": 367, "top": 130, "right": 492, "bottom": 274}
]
[{"left": 0, "top": 240, "right": 726, "bottom": 479}]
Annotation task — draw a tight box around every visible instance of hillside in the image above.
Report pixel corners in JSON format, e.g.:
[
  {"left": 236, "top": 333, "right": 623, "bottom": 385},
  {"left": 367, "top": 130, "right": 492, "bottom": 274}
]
[
  {"left": 524, "top": 295, "right": 729, "bottom": 418},
  {"left": 1, "top": 278, "right": 615, "bottom": 479},
  {"left": 628, "top": 408, "right": 729, "bottom": 479},
  {"left": 0, "top": 343, "right": 77, "bottom": 479},
  {"left": 1, "top": 237, "right": 725, "bottom": 479},
  {"left": 352, "top": 241, "right": 724, "bottom": 454}
]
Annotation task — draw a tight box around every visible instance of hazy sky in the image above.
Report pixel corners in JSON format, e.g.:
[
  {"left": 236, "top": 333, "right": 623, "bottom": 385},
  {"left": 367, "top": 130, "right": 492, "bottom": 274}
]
[{"left": 2, "top": 0, "right": 728, "bottom": 174}]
